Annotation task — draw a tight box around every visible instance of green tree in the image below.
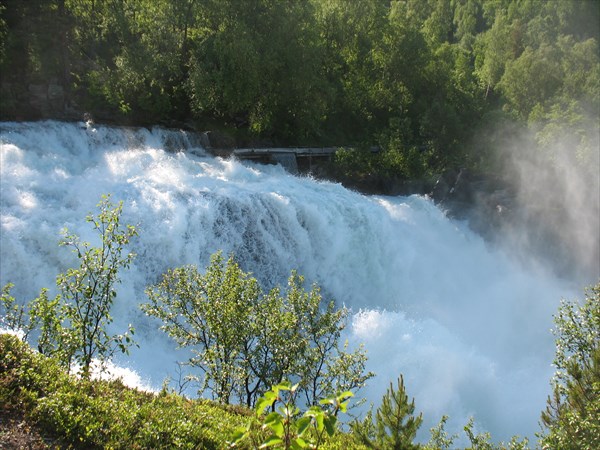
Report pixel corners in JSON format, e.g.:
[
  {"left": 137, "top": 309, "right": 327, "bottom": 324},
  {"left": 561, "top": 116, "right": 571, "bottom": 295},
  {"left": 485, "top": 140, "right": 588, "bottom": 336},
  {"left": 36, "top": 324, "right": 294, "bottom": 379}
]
[
  {"left": 66, "top": 0, "right": 192, "bottom": 122},
  {"left": 473, "top": 11, "right": 513, "bottom": 99},
  {"left": 452, "top": 0, "right": 485, "bottom": 49},
  {"left": 56, "top": 194, "right": 138, "bottom": 376},
  {"left": 311, "top": 0, "right": 389, "bottom": 142},
  {"left": 143, "top": 252, "right": 260, "bottom": 404},
  {"left": 143, "top": 252, "right": 372, "bottom": 407},
  {"left": 540, "top": 282, "right": 600, "bottom": 449},
  {"left": 1, "top": 284, "right": 64, "bottom": 358},
  {"left": 1, "top": 283, "right": 29, "bottom": 338},
  {"left": 353, "top": 374, "right": 423, "bottom": 450},
  {"left": 185, "top": 0, "right": 328, "bottom": 143},
  {"left": 498, "top": 44, "right": 562, "bottom": 120},
  {"left": 423, "top": 415, "right": 457, "bottom": 450}
]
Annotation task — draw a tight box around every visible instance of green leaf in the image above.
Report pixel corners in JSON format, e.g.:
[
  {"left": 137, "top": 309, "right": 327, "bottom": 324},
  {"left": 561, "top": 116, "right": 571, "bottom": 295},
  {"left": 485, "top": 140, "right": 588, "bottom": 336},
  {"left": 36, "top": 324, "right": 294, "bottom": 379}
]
[
  {"left": 323, "top": 415, "right": 337, "bottom": 436},
  {"left": 296, "top": 416, "right": 311, "bottom": 436},
  {"left": 337, "top": 391, "right": 354, "bottom": 402},
  {"left": 304, "top": 407, "right": 324, "bottom": 432},
  {"left": 264, "top": 412, "right": 284, "bottom": 437},
  {"left": 291, "top": 437, "right": 308, "bottom": 449},
  {"left": 229, "top": 427, "right": 248, "bottom": 444},
  {"left": 259, "top": 435, "right": 284, "bottom": 448},
  {"left": 305, "top": 405, "right": 322, "bottom": 417},
  {"left": 319, "top": 396, "right": 336, "bottom": 406},
  {"left": 256, "top": 392, "right": 277, "bottom": 415},
  {"left": 275, "top": 380, "right": 292, "bottom": 391}
]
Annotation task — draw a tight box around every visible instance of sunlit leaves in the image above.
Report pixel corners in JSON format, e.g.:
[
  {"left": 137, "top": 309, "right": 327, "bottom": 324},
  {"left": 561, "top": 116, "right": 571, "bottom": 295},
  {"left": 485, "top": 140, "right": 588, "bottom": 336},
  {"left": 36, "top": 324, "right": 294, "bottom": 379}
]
[
  {"left": 53, "top": 195, "right": 138, "bottom": 375},
  {"left": 230, "top": 382, "right": 353, "bottom": 449},
  {"left": 0, "top": 195, "right": 138, "bottom": 377}
]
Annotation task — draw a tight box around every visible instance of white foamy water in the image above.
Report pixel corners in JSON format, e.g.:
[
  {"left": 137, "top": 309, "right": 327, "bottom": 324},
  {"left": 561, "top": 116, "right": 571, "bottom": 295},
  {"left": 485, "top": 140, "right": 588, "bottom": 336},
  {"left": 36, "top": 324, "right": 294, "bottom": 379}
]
[{"left": 0, "top": 121, "right": 581, "bottom": 443}]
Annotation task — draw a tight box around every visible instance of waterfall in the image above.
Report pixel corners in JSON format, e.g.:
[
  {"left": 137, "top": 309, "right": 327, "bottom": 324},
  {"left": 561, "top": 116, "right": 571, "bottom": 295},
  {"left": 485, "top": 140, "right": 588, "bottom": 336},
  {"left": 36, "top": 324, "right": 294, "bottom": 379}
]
[{"left": 0, "top": 120, "right": 579, "bottom": 443}]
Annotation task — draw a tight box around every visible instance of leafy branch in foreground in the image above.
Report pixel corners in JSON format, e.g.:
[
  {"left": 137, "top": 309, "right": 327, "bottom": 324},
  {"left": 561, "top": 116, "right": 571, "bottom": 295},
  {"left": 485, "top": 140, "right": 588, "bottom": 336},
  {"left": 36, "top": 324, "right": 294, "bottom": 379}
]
[{"left": 229, "top": 380, "right": 353, "bottom": 449}]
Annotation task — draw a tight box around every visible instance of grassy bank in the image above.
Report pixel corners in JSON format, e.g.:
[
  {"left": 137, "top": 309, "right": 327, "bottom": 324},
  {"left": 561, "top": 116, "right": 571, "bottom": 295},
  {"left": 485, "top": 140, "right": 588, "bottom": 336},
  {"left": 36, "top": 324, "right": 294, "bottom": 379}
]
[{"left": 0, "top": 333, "right": 367, "bottom": 449}]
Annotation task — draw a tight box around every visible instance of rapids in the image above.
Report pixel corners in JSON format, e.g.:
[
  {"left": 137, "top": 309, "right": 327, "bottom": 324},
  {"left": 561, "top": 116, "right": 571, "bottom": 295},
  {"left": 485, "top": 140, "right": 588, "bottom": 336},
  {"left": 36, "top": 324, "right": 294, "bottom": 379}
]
[{"left": 0, "top": 120, "right": 580, "bottom": 443}]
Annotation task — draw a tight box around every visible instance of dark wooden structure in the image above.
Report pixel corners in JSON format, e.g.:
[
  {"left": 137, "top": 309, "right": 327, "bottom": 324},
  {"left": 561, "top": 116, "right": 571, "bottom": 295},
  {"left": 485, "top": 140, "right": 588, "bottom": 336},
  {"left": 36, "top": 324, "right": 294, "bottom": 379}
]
[{"left": 230, "top": 147, "right": 338, "bottom": 173}]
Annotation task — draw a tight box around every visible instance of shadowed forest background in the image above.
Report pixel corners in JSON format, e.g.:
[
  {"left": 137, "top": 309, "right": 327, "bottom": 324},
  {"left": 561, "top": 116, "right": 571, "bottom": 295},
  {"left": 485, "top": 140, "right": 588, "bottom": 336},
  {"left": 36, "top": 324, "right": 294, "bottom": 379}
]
[{"left": 1, "top": 0, "right": 598, "bottom": 161}]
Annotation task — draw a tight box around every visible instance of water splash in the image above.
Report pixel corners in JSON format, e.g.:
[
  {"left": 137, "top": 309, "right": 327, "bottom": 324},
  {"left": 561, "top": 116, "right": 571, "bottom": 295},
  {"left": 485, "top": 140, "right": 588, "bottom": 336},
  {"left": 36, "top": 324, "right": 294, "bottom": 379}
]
[{"left": 0, "top": 121, "right": 577, "bottom": 443}]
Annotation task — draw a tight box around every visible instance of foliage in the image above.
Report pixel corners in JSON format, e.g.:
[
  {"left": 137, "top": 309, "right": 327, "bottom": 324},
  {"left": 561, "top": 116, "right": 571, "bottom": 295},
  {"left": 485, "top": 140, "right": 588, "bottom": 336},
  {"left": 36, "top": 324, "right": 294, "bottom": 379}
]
[
  {"left": 143, "top": 252, "right": 261, "bottom": 404},
  {"left": 352, "top": 374, "right": 423, "bottom": 450},
  {"left": 1, "top": 195, "right": 138, "bottom": 377},
  {"left": 1, "top": 282, "right": 30, "bottom": 338},
  {"left": 540, "top": 282, "right": 600, "bottom": 449},
  {"left": 0, "top": 333, "right": 248, "bottom": 449},
  {"left": 423, "top": 415, "right": 457, "bottom": 450},
  {"left": 2, "top": 0, "right": 597, "bottom": 185},
  {"left": 229, "top": 380, "right": 354, "bottom": 449},
  {"left": 143, "top": 252, "right": 373, "bottom": 408},
  {"left": 420, "top": 415, "right": 529, "bottom": 450},
  {"left": 55, "top": 194, "right": 138, "bottom": 375}
]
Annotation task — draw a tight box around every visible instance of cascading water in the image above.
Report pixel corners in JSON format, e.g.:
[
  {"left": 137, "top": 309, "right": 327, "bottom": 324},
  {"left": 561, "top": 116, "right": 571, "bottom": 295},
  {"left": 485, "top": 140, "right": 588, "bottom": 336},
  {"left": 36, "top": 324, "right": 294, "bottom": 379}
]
[{"left": 0, "top": 121, "right": 581, "bottom": 443}]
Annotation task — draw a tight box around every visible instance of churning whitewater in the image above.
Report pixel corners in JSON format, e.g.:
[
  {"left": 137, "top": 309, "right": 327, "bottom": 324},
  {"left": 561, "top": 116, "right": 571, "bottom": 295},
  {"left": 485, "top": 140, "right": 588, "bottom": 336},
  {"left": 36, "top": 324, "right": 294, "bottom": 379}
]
[{"left": 0, "top": 121, "right": 576, "bottom": 442}]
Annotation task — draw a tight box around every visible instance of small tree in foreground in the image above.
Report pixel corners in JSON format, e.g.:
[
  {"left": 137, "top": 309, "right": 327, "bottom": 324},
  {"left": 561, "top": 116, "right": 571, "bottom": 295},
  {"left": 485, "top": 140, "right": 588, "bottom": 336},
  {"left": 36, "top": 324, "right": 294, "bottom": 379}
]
[
  {"left": 353, "top": 374, "right": 423, "bottom": 450},
  {"left": 423, "top": 415, "right": 456, "bottom": 450},
  {"left": 1, "top": 195, "right": 138, "bottom": 377},
  {"left": 229, "top": 380, "right": 354, "bottom": 449},
  {"left": 58, "top": 195, "right": 138, "bottom": 376},
  {"left": 143, "top": 253, "right": 261, "bottom": 404}
]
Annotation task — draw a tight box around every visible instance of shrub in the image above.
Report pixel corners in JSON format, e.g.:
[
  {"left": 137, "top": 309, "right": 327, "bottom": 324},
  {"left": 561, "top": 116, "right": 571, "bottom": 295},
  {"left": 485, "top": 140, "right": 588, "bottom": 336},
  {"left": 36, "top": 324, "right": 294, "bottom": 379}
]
[{"left": 143, "top": 253, "right": 373, "bottom": 408}]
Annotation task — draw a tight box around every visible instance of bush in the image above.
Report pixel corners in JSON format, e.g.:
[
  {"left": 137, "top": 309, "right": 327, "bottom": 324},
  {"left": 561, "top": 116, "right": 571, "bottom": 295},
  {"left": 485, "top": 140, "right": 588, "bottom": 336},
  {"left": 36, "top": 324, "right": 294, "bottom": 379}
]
[{"left": 143, "top": 252, "right": 373, "bottom": 409}]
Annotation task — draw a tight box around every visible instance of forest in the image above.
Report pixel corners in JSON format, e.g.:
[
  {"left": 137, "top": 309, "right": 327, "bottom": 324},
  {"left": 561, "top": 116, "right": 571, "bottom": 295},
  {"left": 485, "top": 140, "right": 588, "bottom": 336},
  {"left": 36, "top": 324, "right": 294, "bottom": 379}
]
[{"left": 1, "top": 0, "right": 598, "bottom": 183}]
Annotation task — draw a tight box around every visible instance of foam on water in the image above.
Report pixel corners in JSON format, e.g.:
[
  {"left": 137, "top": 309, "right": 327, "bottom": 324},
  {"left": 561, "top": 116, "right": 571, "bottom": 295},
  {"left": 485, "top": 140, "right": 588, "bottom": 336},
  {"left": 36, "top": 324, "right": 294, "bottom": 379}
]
[{"left": 0, "top": 121, "right": 580, "bottom": 443}]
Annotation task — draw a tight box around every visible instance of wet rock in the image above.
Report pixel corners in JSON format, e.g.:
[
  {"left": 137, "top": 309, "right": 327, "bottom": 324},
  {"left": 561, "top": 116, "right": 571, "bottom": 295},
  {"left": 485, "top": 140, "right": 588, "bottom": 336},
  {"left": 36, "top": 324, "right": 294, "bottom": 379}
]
[
  {"left": 205, "top": 130, "right": 236, "bottom": 149},
  {"left": 47, "top": 83, "right": 65, "bottom": 111},
  {"left": 431, "top": 169, "right": 516, "bottom": 237}
]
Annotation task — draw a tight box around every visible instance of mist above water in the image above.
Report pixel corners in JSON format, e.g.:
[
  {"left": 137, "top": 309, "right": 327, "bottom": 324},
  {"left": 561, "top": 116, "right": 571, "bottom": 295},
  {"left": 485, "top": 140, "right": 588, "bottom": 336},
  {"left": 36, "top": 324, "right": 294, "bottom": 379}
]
[
  {"left": 0, "top": 121, "right": 584, "bottom": 443},
  {"left": 472, "top": 116, "right": 600, "bottom": 283}
]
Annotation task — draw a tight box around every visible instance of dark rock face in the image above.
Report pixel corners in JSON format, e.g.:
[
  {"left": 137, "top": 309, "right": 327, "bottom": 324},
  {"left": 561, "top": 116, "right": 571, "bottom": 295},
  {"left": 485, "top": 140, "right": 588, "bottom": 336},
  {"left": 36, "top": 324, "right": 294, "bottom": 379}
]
[
  {"left": 47, "top": 83, "right": 65, "bottom": 111},
  {"left": 1, "top": 82, "right": 81, "bottom": 121},
  {"left": 28, "top": 84, "right": 48, "bottom": 115},
  {"left": 430, "top": 169, "right": 516, "bottom": 238},
  {"left": 204, "top": 130, "right": 236, "bottom": 149}
]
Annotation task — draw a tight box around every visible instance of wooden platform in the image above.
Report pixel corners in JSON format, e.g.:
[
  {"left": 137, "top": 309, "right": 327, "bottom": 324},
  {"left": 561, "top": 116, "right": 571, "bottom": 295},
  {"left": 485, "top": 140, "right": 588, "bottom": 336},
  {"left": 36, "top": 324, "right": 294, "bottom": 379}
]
[
  {"left": 232, "top": 147, "right": 337, "bottom": 158},
  {"left": 230, "top": 147, "right": 338, "bottom": 173}
]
